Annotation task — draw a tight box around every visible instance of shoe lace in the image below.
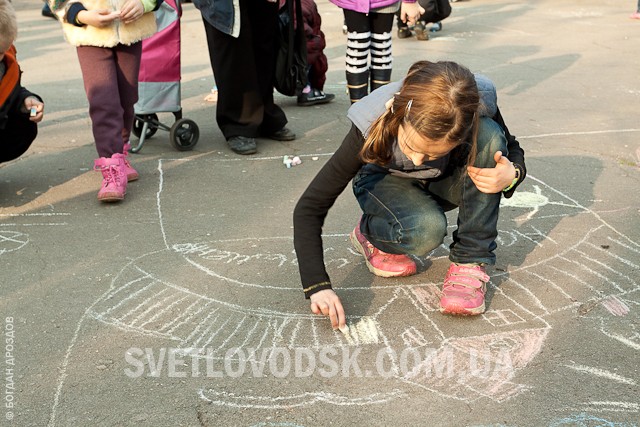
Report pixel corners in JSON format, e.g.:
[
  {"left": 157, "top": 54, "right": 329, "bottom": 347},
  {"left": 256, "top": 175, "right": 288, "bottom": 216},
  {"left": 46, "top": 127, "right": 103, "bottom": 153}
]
[{"left": 95, "top": 164, "right": 121, "bottom": 186}]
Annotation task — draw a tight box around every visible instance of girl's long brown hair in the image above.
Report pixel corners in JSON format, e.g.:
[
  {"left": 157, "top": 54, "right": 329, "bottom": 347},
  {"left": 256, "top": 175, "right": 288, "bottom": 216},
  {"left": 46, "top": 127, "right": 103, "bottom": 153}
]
[{"left": 360, "top": 61, "right": 480, "bottom": 166}]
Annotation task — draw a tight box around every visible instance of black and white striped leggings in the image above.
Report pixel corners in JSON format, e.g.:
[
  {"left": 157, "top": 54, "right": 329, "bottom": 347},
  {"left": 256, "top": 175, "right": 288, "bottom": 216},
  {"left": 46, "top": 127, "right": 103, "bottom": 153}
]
[{"left": 343, "top": 9, "right": 395, "bottom": 77}]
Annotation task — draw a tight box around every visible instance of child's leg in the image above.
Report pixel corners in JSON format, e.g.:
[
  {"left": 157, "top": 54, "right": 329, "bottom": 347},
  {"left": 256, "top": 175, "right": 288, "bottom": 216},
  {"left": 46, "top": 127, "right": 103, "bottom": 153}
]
[
  {"left": 113, "top": 42, "right": 142, "bottom": 145},
  {"left": 429, "top": 117, "right": 508, "bottom": 266},
  {"left": 352, "top": 165, "right": 448, "bottom": 256},
  {"left": 369, "top": 12, "right": 394, "bottom": 91},
  {"left": 343, "top": 9, "right": 371, "bottom": 103},
  {"left": 0, "top": 116, "right": 37, "bottom": 164},
  {"left": 76, "top": 46, "right": 125, "bottom": 158}
]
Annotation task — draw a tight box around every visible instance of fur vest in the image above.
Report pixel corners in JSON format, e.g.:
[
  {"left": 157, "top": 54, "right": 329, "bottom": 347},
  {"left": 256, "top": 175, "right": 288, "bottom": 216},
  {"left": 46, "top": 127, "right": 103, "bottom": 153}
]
[{"left": 56, "top": 0, "right": 157, "bottom": 47}]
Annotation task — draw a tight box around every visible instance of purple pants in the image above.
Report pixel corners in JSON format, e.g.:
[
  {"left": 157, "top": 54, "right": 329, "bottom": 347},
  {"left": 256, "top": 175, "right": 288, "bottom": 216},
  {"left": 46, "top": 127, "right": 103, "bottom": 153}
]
[{"left": 76, "top": 43, "right": 142, "bottom": 158}]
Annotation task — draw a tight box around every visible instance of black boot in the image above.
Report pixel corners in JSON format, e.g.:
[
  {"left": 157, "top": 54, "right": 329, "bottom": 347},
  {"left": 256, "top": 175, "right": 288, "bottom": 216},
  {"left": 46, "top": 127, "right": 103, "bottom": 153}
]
[
  {"left": 346, "top": 70, "right": 369, "bottom": 104},
  {"left": 370, "top": 68, "right": 392, "bottom": 93}
]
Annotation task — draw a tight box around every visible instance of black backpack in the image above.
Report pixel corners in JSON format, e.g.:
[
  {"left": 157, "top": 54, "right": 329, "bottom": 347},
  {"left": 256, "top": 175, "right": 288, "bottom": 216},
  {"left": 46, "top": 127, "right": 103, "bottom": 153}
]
[{"left": 274, "top": 0, "right": 309, "bottom": 96}]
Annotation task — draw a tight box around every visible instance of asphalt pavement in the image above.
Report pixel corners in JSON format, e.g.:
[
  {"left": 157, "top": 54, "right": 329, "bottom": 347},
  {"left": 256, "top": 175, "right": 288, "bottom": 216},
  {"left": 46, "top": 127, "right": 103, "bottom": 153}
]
[{"left": 2, "top": 0, "right": 639, "bottom": 426}]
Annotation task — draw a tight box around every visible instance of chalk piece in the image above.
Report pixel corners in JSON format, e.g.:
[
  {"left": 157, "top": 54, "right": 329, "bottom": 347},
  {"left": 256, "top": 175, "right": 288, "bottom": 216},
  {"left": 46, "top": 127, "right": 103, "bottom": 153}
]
[
  {"left": 312, "top": 156, "right": 319, "bottom": 161},
  {"left": 291, "top": 156, "right": 302, "bottom": 166},
  {"left": 283, "top": 155, "right": 293, "bottom": 168},
  {"left": 339, "top": 324, "right": 349, "bottom": 334},
  {"left": 30, "top": 107, "right": 37, "bottom": 117}
]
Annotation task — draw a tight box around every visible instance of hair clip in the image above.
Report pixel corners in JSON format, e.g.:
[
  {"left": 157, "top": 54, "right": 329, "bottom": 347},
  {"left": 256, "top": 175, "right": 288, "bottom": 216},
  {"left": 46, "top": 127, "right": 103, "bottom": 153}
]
[{"left": 405, "top": 99, "right": 413, "bottom": 115}]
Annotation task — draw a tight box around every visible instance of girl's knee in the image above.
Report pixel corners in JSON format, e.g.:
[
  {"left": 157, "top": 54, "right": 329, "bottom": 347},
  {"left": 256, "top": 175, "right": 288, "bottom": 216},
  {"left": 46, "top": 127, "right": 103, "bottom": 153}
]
[
  {"left": 402, "top": 215, "right": 447, "bottom": 256},
  {"left": 476, "top": 117, "right": 507, "bottom": 163}
]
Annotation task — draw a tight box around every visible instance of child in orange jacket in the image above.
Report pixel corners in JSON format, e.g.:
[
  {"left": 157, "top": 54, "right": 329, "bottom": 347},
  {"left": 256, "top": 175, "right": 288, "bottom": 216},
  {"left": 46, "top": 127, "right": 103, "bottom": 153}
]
[{"left": 0, "top": 0, "right": 45, "bottom": 165}]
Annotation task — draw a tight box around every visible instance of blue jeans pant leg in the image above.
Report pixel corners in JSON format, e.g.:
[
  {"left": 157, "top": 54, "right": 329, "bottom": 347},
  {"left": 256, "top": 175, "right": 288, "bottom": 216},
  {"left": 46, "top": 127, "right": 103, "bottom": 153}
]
[
  {"left": 428, "top": 117, "right": 508, "bottom": 265},
  {"left": 352, "top": 165, "right": 448, "bottom": 256}
]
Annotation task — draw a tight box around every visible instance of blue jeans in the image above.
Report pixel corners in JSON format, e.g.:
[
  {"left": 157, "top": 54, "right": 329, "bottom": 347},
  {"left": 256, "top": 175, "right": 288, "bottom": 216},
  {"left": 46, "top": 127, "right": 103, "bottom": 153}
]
[{"left": 352, "top": 117, "right": 507, "bottom": 265}]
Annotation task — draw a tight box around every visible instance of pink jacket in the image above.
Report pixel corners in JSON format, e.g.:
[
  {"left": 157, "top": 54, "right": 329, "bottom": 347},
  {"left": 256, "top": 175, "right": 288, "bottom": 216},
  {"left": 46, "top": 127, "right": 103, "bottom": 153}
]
[{"left": 329, "top": 0, "right": 415, "bottom": 14}]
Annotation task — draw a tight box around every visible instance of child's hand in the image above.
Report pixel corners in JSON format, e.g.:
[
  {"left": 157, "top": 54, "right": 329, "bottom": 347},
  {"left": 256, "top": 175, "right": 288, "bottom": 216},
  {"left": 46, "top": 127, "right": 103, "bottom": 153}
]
[
  {"left": 23, "top": 97, "right": 44, "bottom": 123},
  {"left": 77, "top": 9, "right": 121, "bottom": 27},
  {"left": 309, "top": 289, "right": 346, "bottom": 331},
  {"left": 119, "top": 0, "right": 145, "bottom": 24},
  {"left": 400, "top": 2, "right": 425, "bottom": 26},
  {"left": 467, "top": 151, "right": 517, "bottom": 194}
]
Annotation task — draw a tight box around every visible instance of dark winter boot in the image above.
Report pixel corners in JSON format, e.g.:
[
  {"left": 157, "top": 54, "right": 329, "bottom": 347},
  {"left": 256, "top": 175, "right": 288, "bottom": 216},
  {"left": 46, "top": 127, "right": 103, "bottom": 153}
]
[
  {"left": 346, "top": 70, "right": 370, "bottom": 104},
  {"left": 370, "top": 68, "right": 392, "bottom": 93}
]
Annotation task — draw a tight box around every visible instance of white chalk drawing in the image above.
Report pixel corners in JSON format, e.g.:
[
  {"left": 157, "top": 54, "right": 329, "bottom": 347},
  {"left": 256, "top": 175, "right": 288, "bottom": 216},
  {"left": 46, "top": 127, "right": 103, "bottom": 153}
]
[
  {"left": 0, "top": 212, "right": 70, "bottom": 255},
  {"left": 0, "top": 230, "right": 29, "bottom": 255},
  {"left": 563, "top": 363, "right": 637, "bottom": 386},
  {"left": 48, "top": 152, "right": 639, "bottom": 424}
]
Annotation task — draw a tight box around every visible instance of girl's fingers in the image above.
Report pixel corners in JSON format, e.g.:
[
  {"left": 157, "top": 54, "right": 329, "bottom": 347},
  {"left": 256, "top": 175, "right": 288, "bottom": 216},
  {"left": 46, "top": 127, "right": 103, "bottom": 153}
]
[
  {"left": 335, "top": 300, "right": 346, "bottom": 329},
  {"left": 310, "top": 302, "right": 321, "bottom": 314},
  {"left": 329, "top": 304, "right": 338, "bottom": 329}
]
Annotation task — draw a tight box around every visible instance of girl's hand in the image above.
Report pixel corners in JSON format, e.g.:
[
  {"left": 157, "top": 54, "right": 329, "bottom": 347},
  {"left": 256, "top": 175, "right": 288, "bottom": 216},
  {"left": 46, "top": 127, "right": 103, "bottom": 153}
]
[
  {"left": 467, "top": 151, "right": 516, "bottom": 194},
  {"left": 77, "top": 9, "right": 120, "bottom": 27},
  {"left": 23, "top": 97, "right": 44, "bottom": 123},
  {"left": 310, "top": 289, "right": 346, "bottom": 331},
  {"left": 400, "top": 2, "right": 425, "bottom": 26},
  {"left": 120, "top": 0, "right": 145, "bottom": 24}
]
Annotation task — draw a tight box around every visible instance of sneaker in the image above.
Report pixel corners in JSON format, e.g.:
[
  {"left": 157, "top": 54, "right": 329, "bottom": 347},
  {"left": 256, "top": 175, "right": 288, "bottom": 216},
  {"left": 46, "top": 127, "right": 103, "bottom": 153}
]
[
  {"left": 349, "top": 219, "right": 417, "bottom": 277},
  {"left": 630, "top": 12, "right": 640, "bottom": 19},
  {"left": 414, "top": 22, "right": 429, "bottom": 41},
  {"left": 297, "top": 89, "right": 335, "bottom": 106},
  {"left": 267, "top": 127, "right": 296, "bottom": 141},
  {"left": 430, "top": 22, "right": 442, "bottom": 32},
  {"left": 439, "top": 263, "right": 489, "bottom": 315},
  {"left": 227, "top": 136, "right": 257, "bottom": 155},
  {"left": 122, "top": 143, "right": 139, "bottom": 182},
  {"left": 94, "top": 154, "right": 127, "bottom": 202}
]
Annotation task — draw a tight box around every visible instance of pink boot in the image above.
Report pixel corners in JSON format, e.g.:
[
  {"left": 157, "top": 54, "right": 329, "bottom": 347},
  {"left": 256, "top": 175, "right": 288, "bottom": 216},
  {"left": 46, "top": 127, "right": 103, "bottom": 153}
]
[
  {"left": 94, "top": 154, "right": 127, "bottom": 202},
  {"left": 122, "top": 143, "right": 139, "bottom": 182}
]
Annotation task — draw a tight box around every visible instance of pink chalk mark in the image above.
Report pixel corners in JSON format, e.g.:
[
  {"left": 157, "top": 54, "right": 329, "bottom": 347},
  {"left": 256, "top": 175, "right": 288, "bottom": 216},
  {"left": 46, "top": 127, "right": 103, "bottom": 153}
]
[
  {"left": 411, "top": 285, "right": 442, "bottom": 311},
  {"left": 601, "top": 295, "right": 630, "bottom": 316},
  {"left": 402, "top": 328, "right": 547, "bottom": 402}
]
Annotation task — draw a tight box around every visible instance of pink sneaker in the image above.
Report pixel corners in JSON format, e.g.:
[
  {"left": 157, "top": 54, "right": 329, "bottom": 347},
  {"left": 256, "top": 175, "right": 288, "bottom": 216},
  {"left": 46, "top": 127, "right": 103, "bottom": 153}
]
[
  {"left": 630, "top": 12, "right": 640, "bottom": 19},
  {"left": 94, "top": 154, "right": 127, "bottom": 202},
  {"left": 349, "top": 220, "right": 417, "bottom": 277},
  {"left": 122, "top": 143, "right": 139, "bottom": 182},
  {"left": 440, "top": 263, "right": 489, "bottom": 315}
]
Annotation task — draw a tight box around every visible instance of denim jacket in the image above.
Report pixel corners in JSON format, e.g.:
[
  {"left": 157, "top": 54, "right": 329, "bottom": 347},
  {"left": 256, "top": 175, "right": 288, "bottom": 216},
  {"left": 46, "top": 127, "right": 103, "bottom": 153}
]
[{"left": 193, "top": 0, "right": 237, "bottom": 36}]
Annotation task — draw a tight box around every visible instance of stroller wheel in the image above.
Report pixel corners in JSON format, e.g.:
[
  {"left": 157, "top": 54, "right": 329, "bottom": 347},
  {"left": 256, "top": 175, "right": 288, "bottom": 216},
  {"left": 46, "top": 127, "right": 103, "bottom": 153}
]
[
  {"left": 170, "top": 118, "right": 199, "bottom": 151},
  {"left": 132, "top": 114, "right": 159, "bottom": 139}
]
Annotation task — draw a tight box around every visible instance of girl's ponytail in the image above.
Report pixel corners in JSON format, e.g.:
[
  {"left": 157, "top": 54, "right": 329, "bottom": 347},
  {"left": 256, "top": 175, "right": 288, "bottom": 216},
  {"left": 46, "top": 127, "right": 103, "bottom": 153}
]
[{"left": 360, "top": 106, "right": 397, "bottom": 164}]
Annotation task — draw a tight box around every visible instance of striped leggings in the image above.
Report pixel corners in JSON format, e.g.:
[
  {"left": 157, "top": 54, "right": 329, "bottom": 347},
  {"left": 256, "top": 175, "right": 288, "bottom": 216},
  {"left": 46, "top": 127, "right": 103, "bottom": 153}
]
[{"left": 343, "top": 9, "right": 395, "bottom": 102}]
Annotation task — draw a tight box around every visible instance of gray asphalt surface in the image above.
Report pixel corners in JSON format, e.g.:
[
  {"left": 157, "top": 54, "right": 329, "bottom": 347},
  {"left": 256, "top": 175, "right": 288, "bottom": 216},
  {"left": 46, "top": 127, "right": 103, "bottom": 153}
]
[{"left": 2, "top": 0, "right": 639, "bottom": 426}]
